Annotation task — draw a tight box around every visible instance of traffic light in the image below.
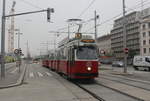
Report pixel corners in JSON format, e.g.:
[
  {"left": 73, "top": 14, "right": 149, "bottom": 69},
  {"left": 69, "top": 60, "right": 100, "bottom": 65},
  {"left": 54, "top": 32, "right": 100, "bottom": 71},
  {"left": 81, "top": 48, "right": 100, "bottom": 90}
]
[
  {"left": 124, "top": 48, "right": 129, "bottom": 54},
  {"left": 47, "top": 8, "right": 50, "bottom": 22},
  {"left": 19, "top": 48, "right": 22, "bottom": 55},
  {"left": 47, "top": 8, "right": 54, "bottom": 22}
]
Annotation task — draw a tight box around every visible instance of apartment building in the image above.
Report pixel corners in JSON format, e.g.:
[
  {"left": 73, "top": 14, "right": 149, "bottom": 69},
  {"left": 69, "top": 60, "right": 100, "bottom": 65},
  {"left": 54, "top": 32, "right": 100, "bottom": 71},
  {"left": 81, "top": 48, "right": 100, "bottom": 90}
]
[
  {"left": 111, "top": 11, "right": 141, "bottom": 59},
  {"left": 140, "top": 8, "right": 150, "bottom": 56}
]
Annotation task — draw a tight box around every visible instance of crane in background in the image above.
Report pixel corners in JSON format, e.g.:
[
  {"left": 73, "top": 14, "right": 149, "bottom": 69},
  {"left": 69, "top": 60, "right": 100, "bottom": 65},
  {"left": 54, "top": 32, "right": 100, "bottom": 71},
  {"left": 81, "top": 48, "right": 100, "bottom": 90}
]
[{"left": 8, "top": 1, "right": 16, "bottom": 53}]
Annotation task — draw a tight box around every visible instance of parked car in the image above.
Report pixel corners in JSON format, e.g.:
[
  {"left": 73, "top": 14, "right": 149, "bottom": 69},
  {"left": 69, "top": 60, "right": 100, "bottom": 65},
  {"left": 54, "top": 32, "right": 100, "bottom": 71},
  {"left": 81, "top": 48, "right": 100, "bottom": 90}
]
[
  {"left": 112, "top": 61, "right": 124, "bottom": 67},
  {"left": 100, "top": 59, "right": 112, "bottom": 64}
]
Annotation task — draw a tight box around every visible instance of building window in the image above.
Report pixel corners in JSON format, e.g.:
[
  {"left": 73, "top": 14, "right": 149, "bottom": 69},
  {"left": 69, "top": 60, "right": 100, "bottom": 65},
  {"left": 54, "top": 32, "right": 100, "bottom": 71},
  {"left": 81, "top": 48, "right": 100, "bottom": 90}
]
[
  {"left": 143, "top": 40, "right": 146, "bottom": 45},
  {"left": 149, "top": 31, "right": 150, "bottom": 37},
  {"left": 143, "top": 32, "right": 146, "bottom": 37},
  {"left": 149, "top": 40, "right": 150, "bottom": 44},
  {"left": 143, "top": 24, "right": 146, "bottom": 30},
  {"left": 144, "top": 48, "right": 146, "bottom": 54},
  {"left": 149, "top": 48, "right": 150, "bottom": 53}
]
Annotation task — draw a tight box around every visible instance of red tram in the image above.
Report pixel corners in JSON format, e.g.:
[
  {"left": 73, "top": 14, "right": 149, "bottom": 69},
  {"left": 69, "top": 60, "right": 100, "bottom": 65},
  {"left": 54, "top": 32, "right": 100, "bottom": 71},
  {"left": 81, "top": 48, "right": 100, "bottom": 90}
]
[{"left": 43, "top": 33, "right": 99, "bottom": 79}]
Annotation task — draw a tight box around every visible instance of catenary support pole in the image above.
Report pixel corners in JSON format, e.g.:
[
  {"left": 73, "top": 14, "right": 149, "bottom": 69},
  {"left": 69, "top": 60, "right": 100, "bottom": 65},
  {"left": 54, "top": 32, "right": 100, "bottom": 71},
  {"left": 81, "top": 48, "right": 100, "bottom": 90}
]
[
  {"left": 1, "top": 0, "right": 6, "bottom": 78},
  {"left": 94, "top": 10, "right": 97, "bottom": 40},
  {"left": 123, "top": 0, "right": 127, "bottom": 73}
]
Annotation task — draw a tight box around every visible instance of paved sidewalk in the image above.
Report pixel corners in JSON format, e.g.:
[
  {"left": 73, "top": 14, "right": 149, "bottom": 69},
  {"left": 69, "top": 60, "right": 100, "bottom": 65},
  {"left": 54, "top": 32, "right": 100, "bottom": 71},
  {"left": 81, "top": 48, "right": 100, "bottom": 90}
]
[{"left": 0, "top": 64, "right": 26, "bottom": 89}]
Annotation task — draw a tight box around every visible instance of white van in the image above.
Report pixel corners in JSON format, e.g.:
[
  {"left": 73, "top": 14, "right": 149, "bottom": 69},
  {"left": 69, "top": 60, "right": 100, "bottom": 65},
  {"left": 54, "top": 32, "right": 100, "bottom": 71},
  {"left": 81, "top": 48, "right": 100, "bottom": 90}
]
[{"left": 133, "top": 56, "right": 150, "bottom": 71}]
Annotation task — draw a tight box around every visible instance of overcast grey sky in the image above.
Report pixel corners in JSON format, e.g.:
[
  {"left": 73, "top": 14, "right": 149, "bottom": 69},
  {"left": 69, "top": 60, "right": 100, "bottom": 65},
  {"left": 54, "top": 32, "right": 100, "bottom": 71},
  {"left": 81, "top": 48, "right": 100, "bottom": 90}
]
[{"left": 0, "top": 0, "right": 150, "bottom": 56}]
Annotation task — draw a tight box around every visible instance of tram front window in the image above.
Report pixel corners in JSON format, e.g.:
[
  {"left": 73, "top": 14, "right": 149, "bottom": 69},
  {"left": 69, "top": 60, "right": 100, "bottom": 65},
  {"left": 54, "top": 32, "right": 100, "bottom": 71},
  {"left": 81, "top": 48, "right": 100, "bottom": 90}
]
[{"left": 76, "top": 46, "right": 98, "bottom": 60}]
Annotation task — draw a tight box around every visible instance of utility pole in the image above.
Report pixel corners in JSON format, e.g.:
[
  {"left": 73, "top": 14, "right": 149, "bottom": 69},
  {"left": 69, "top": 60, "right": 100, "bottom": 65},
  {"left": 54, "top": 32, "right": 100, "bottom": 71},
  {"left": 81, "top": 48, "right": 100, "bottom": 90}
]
[
  {"left": 1, "top": 0, "right": 6, "bottom": 78},
  {"left": 123, "top": 0, "right": 127, "bottom": 73},
  {"left": 94, "top": 10, "right": 99, "bottom": 41},
  {"left": 94, "top": 10, "right": 97, "bottom": 40}
]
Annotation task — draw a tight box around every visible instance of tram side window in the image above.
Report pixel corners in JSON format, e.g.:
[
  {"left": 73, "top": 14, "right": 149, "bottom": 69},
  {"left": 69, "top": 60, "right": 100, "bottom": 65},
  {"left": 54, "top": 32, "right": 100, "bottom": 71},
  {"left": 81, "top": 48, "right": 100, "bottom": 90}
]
[
  {"left": 145, "top": 57, "right": 150, "bottom": 63},
  {"left": 60, "top": 49, "right": 67, "bottom": 60}
]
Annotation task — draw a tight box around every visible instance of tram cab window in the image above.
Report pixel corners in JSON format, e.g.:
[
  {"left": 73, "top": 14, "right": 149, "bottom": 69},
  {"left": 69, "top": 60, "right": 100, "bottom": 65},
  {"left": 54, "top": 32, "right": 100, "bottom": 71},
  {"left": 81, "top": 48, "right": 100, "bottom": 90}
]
[{"left": 76, "top": 46, "right": 98, "bottom": 60}]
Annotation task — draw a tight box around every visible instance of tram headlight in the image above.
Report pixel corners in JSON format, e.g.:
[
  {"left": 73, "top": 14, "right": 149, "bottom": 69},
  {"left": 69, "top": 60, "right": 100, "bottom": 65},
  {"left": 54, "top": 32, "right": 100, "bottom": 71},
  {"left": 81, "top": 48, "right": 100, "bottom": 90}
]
[{"left": 87, "top": 67, "right": 92, "bottom": 71}]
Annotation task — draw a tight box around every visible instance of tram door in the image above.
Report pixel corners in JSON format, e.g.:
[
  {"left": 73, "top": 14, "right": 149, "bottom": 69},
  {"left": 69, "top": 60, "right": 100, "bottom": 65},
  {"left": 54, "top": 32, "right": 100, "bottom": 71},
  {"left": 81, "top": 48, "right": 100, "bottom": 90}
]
[{"left": 68, "top": 47, "right": 75, "bottom": 77}]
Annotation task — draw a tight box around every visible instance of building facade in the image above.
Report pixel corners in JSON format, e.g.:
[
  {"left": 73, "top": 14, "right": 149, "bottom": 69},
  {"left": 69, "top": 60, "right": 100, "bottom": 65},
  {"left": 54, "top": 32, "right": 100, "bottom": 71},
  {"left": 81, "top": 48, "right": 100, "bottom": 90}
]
[
  {"left": 111, "top": 11, "right": 141, "bottom": 59},
  {"left": 96, "top": 34, "right": 112, "bottom": 56},
  {"left": 140, "top": 8, "right": 150, "bottom": 56}
]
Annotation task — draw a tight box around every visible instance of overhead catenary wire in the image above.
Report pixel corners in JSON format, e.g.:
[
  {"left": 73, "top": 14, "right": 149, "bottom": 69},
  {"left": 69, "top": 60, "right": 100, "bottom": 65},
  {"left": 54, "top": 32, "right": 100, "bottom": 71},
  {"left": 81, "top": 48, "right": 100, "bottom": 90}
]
[
  {"left": 85, "top": 0, "right": 150, "bottom": 32},
  {"left": 57, "top": 18, "right": 95, "bottom": 32},
  {"left": 57, "top": 0, "right": 149, "bottom": 33},
  {"left": 19, "top": 0, "right": 42, "bottom": 9},
  {"left": 77, "top": 0, "right": 96, "bottom": 18}
]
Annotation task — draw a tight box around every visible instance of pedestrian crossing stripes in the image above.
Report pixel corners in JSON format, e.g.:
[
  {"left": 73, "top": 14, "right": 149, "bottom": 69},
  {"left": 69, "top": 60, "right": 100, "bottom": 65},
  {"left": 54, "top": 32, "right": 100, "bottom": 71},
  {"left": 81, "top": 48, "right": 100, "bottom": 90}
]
[
  {"left": 46, "top": 72, "right": 52, "bottom": 76},
  {"left": 37, "top": 72, "right": 43, "bottom": 77},
  {"left": 10, "top": 68, "right": 18, "bottom": 74},
  {"left": 28, "top": 72, "right": 52, "bottom": 78},
  {"left": 29, "top": 72, "right": 34, "bottom": 78}
]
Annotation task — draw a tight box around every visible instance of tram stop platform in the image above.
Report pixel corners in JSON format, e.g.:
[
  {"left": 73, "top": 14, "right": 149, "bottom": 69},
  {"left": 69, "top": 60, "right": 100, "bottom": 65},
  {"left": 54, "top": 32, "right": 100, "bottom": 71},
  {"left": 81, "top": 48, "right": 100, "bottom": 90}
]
[{"left": 0, "top": 64, "right": 26, "bottom": 89}]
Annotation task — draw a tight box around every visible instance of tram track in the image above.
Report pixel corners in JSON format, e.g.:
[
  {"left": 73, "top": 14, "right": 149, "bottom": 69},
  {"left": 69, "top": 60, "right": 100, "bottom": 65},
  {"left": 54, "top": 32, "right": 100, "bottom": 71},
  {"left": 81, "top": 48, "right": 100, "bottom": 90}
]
[
  {"left": 95, "top": 81, "right": 144, "bottom": 101},
  {"left": 100, "top": 74, "right": 150, "bottom": 91},
  {"left": 49, "top": 68, "right": 145, "bottom": 101},
  {"left": 48, "top": 69, "right": 100, "bottom": 101},
  {"left": 73, "top": 80, "right": 142, "bottom": 101},
  {"left": 103, "top": 73, "right": 150, "bottom": 85},
  {"left": 47, "top": 67, "right": 147, "bottom": 101},
  {"left": 96, "top": 76, "right": 150, "bottom": 101},
  {"left": 73, "top": 81, "right": 105, "bottom": 101}
]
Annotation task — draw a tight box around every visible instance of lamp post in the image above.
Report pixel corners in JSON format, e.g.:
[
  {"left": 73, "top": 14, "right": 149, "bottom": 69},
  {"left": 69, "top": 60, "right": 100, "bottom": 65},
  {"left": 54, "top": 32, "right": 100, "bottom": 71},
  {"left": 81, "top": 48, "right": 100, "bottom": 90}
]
[{"left": 15, "top": 29, "right": 23, "bottom": 73}]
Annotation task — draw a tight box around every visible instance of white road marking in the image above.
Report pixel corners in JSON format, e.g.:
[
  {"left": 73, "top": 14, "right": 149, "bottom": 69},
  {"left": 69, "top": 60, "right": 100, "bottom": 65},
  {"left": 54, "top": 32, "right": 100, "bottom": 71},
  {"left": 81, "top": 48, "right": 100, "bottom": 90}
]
[
  {"left": 29, "top": 72, "right": 34, "bottom": 78},
  {"left": 46, "top": 72, "right": 52, "bottom": 76},
  {"left": 10, "top": 68, "right": 18, "bottom": 74},
  {"left": 37, "top": 72, "right": 43, "bottom": 77}
]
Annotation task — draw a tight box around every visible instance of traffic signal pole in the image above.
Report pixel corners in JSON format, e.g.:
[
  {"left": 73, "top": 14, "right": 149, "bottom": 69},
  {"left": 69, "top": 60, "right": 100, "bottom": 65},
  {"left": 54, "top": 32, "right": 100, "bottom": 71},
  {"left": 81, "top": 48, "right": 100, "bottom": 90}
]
[
  {"left": 1, "top": 0, "right": 6, "bottom": 78},
  {"left": 1, "top": 6, "right": 54, "bottom": 78}
]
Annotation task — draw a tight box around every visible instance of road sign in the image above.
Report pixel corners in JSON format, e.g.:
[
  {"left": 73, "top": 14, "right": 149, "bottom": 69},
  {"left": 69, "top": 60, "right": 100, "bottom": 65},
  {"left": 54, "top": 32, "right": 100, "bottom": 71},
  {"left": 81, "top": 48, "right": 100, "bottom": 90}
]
[
  {"left": 14, "top": 49, "right": 19, "bottom": 54},
  {"left": 124, "top": 48, "right": 129, "bottom": 54}
]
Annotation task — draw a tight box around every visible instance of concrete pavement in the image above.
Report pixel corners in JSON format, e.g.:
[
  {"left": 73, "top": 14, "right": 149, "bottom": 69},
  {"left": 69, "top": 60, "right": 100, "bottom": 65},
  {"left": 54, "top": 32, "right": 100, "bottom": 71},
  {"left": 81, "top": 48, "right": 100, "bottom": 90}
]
[
  {"left": 0, "top": 63, "right": 98, "bottom": 101},
  {"left": 0, "top": 63, "right": 26, "bottom": 89}
]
